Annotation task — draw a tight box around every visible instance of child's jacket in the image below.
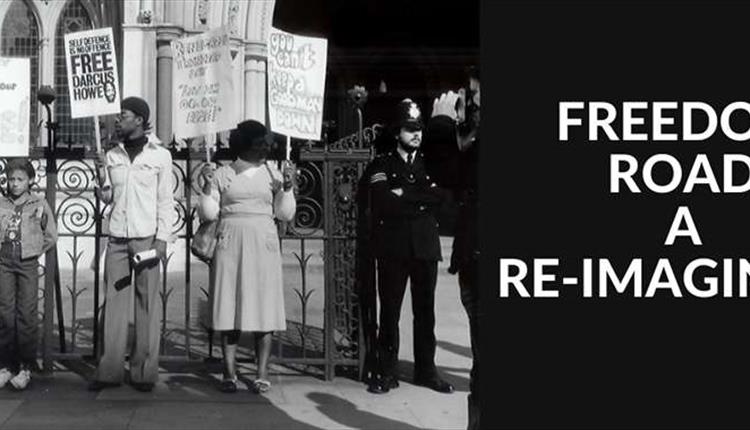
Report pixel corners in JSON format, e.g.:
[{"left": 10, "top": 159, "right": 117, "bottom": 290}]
[{"left": 0, "top": 193, "right": 58, "bottom": 259}]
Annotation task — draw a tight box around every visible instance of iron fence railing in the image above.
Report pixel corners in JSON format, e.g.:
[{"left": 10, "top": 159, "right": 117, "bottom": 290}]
[{"left": 0, "top": 124, "right": 382, "bottom": 380}]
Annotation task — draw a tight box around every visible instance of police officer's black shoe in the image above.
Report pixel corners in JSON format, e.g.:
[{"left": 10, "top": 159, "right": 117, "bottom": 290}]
[
  {"left": 362, "top": 370, "right": 376, "bottom": 385},
  {"left": 382, "top": 375, "right": 399, "bottom": 390},
  {"left": 414, "top": 376, "right": 454, "bottom": 394},
  {"left": 366, "top": 376, "right": 390, "bottom": 394}
]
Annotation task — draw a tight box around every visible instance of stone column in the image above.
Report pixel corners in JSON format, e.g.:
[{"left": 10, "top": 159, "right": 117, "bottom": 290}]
[
  {"left": 244, "top": 42, "right": 267, "bottom": 124},
  {"left": 123, "top": 24, "right": 158, "bottom": 123},
  {"left": 155, "top": 25, "right": 183, "bottom": 144}
]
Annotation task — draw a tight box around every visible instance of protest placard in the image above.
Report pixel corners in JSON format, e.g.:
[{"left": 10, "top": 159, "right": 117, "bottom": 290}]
[
  {"left": 171, "top": 26, "right": 236, "bottom": 147},
  {"left": 267, "top": 27, "right": 328, "bottom": 142},
  {"left": 64, "top": 27, "right": 121, "bottom": 119},
  {"left": 0, "top": 57, "right": 30, "bottom": 157}
]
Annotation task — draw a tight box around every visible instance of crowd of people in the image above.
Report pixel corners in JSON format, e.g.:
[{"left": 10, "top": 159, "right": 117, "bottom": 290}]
[{"left": 0, "top": 65, "right": 480, "bottom": 429}]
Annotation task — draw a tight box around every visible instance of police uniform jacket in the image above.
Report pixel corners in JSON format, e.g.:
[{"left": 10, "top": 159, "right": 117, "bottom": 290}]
[{"left": 366, "top": 150, "right": 445, "bottom": 261}]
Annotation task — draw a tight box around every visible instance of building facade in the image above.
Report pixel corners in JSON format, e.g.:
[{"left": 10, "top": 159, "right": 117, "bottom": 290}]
[{"left": 0, "top": 0, "right": 276, "bottom": 148}]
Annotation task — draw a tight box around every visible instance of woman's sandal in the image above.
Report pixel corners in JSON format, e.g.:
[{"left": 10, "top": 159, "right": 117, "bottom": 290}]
[
  {"left": 218, "top": 378, "right": 238, "bottom": 393},
  {"left": 252, "top": 378, "right": 271, "bottom": 394}
]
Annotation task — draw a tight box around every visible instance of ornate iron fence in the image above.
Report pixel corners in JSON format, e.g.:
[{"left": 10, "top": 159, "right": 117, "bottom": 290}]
[{"left": 0, "top": 124, "right": 382, "bottom": 380}]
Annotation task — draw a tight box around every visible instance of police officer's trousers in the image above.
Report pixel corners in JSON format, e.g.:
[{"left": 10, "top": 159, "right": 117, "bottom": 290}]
[{"left": 376, "top": 258, "right": 438, "bottom": 379}]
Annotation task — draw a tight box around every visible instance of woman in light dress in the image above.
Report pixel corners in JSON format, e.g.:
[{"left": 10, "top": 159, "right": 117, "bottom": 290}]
[{"left": 200, "top": 120, "right": 296, "bottom": 393}]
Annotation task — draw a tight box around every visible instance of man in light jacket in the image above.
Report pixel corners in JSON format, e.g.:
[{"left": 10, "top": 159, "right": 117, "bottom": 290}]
[{"left": 89, "top": 97, "right": 174, "bottom": 392}]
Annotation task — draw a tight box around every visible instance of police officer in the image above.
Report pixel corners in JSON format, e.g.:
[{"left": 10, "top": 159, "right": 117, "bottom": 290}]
[{"left": 365, "top": 99, "right": 454, "bottom": 394}]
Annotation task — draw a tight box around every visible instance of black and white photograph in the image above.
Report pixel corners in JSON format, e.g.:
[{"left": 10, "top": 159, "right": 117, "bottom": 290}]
[
  {"left": 0, "top": 0, "right": 479, "bottom": 429},
  {"left": 13, "top": 0, "right": 750, "bottom": 428}
]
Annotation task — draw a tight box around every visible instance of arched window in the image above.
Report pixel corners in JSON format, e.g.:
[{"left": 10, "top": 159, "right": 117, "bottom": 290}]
[
  {"left": 55, "top": 0, "right": 94, "bottom": 147},
  {"left": 1, "top": 0, "right": 40, "bottom": 145}
]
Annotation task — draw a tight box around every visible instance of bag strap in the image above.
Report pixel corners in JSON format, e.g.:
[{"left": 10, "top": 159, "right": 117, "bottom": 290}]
[{"left": 263, "top": 161, "right": 275, "bottom": 179}]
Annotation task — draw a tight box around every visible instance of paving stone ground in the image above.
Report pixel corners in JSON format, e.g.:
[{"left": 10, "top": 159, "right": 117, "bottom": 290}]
[{"left": 0, "top": 238, "right": 472, "bottom": 430}]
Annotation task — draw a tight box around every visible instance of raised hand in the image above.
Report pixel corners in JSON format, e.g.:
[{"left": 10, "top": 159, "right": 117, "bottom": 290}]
[
  {"left": 282, "top": 161, "right": 297, "bottom": 191},
  {"left": 431, "top": 91, "right": 461, "bottom": 120},
  {"left": 201, "top": 163, "right": 216, "bottom": 194},
  {"left": 201, "top": 163, "right": 216, "bottom": 183}
]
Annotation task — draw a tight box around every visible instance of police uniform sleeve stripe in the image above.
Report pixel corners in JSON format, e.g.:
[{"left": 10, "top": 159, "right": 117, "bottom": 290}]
[{"left": 370, "top": 172, "right": 387, "bottom": 184}]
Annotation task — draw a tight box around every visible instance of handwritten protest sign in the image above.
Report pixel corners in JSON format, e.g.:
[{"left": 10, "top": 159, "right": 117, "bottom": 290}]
[
  {"left": 171, "top": 27, "right": 236, "bottom": 141},
  {"left": 0, "top": 57, "right": 30, "bottom": 157},
  {"left": 267, "top": 27, "right": 328, "bottom": 141},
  {"left": 64, "top": 27, "right": 121, "bottom": 118}
]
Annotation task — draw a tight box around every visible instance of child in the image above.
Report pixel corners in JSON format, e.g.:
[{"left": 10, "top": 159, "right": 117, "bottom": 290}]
[{"left": 0, "top": 158, "right": 57, "bottom": 390}]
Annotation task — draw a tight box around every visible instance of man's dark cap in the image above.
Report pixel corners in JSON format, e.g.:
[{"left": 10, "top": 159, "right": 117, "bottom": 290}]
[{"left": 121, "top": 97, "right": 150, "bottom": 123}]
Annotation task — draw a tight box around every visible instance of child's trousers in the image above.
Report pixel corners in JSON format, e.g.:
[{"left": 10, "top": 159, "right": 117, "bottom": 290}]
[{"left": 0, "top": 242, "right": 39, "bottom": 370}]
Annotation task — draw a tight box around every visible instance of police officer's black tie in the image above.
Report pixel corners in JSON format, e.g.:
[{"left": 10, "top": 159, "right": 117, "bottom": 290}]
[{"left": 407, "top": 153, "right": 413, "bottom": 164}]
